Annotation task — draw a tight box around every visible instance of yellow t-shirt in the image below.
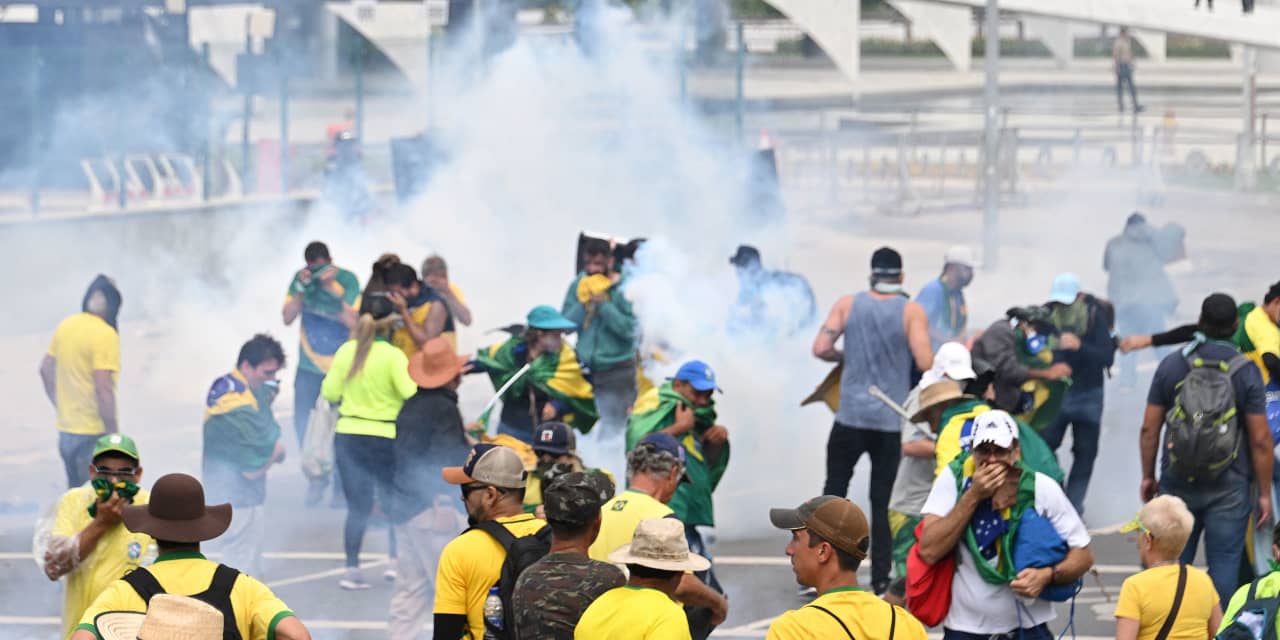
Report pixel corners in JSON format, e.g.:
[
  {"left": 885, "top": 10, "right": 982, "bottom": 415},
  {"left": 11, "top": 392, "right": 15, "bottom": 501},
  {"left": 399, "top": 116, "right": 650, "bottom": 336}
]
[
  {"left": 48, "top": 313, "right": 120, "bottom": 435},
  {"left": 766, "top": 587, "right": 927, "bottom": 640},
  {"left": 1244, "top": 306, "right": 1280, "bottom": 385},
  {"left": 1116, "top": 564, "right": 1219, "bottom": 640},
  {"left": 434, "top": 514, "right": 547, "bottom": 639},
  {"left": 76, "top": 552, "right": 294, "bottom": 640},
  {"left": 588, "top": 490, "right": 675, "bottom": 562},
  {"left": 574, "top": 585, "right": 692, "bottom": 640},
  {"left": 53, "top": 486, "right": 154, "bottom": 638}
]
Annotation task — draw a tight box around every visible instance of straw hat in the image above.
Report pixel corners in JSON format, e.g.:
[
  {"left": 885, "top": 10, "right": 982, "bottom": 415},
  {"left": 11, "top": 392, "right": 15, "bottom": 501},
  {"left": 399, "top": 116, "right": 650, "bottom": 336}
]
[
  {"left": 407, "top": 337, "right": 469, "bottom": 389},
  {"left": 94, "top": 594, "right": 224, "bottom": 640},
  {"left": 608, "top": 517, "right": 710, "bottom": 572},
  {"left": 910, "top": 379, "right": 970, "bottom": 424}
]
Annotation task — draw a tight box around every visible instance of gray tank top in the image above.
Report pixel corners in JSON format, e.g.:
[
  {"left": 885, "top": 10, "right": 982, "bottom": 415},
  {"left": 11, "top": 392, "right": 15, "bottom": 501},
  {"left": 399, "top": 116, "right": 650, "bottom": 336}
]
[{"left": 835, "top": 291, "right": 912, "bottom": 431}]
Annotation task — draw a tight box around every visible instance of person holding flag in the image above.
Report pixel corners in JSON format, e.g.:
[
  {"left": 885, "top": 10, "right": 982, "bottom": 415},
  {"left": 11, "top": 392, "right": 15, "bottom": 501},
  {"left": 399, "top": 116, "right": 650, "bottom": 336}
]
[
  {"left": 625, "top": 360, "right": 729, "bottom": 638},
  {"left": 472, "top": 305, "right": 598, "bottom": 444}
]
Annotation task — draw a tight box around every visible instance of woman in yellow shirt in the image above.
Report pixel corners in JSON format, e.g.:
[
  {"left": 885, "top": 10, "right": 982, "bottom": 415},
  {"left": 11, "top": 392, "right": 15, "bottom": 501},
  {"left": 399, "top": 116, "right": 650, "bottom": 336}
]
[
  {"left": 322, "top": 294, "right": 417, "bottom": 590},
  {"left": 1115, "top": 495, "right": 1221, "bottom": 640}
]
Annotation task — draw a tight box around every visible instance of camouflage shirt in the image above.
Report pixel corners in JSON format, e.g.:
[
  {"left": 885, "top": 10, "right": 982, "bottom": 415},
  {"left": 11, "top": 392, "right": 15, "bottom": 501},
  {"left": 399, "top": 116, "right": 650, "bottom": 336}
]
[{"left": 512, "top": 551, "right": 626, "bottom": 639}]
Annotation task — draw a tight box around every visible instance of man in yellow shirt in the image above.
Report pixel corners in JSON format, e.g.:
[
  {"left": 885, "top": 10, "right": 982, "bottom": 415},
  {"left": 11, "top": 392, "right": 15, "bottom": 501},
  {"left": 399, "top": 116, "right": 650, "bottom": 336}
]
[
  {"left": 1115, "top": 495, "right": 1221, "bottom": 640},
  {"left": 40, "top": 275, "right": 122, "bottom": 488},
  {"left": 589, "top": 432, "right": 728, "bottom": 630},
  {"left": 383, "top": 263, "right": 449, "bottom": 357},
  {"left": 422, "top": 255, "right": 473, "bottom": 348},
  {"left": 43, "top": 434, "right": 153, "bottom": 638},
  {"left": 767, "top": 495, "right": 927, "bottom": 640},
  {"left": 71, "top": 473, "right": 310, "bottom": 640},
  {"left": 435, "top": 444, "right": 548, "bottom": 639},
  {"left": 576, "top": 517, "right": 708, "bottom": 640}
]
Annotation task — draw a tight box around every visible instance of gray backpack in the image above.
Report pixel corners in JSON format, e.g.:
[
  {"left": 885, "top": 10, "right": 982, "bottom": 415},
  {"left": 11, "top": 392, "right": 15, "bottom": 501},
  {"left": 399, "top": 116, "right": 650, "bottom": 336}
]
[{"left": 1164, "top": 351, "right": 1251, "bottom": 484}]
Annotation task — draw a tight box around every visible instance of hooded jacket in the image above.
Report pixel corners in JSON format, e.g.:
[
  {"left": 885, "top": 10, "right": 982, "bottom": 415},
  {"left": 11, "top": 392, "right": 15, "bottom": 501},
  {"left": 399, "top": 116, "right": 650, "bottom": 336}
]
[
  {"left": 82, "top": 275, "right": 122, "bottom": 330},
  {"left": 1103, "top": 221, "right": 1177, "bottom": 309}
]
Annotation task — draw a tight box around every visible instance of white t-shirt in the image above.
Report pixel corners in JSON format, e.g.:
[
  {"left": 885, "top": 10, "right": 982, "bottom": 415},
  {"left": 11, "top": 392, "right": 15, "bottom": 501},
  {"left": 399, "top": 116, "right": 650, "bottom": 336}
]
[{"left": 920, "top": 466, "right": 1090, "bottom": 634}]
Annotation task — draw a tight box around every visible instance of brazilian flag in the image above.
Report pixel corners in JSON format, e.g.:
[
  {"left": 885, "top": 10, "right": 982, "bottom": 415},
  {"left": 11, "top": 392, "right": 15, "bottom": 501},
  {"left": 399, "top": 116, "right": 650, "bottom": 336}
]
[
  {"left": 1015, "top": 332, "right": 1071, "bottom": 432},
  {"left": 476, "top": 337, "right": 598, "bottom": 433},
  {"left": 626, "top": 383, "right": 729, "bottom": 527}
]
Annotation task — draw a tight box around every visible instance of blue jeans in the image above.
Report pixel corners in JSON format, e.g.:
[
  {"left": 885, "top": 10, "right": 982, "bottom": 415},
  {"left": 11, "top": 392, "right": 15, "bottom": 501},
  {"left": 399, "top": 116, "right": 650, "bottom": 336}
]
[
  {"left": 944, "top": 623, "right": 1052, "bottom": 640},
  {"left": 59, "top": 432, "right": 100, "bottom": 488},
  {"left": 1038, "top": 385, "right": 1104, "bottom": 514},
  {"left": 1162, "top": 474, "right": 1252, "bottom": 604},
  {"left": 293, "top": 368, "right": 326, "bottom": 448}
]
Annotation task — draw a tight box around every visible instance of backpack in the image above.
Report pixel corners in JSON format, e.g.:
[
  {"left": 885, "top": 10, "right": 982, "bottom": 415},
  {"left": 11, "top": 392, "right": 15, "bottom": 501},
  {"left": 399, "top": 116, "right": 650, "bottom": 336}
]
[
  {"left": 1163, "top": 349, "right": 1251, "bottom": 484},
  {"left": 118, "top": 564, "right": 243, "bottom": 640},
  {"left": 1216, "top": 575, "right": 1280, "bottom": 640},
  {"left": 470, "top": 519, "right": 552, "bottom": 640}
]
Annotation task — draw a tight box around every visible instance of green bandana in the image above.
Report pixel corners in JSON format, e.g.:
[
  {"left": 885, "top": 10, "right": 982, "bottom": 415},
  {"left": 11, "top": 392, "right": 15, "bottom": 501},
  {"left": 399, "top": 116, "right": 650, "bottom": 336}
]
[{"left": 87, "top": 478, "right": 140, "bottom": 517}]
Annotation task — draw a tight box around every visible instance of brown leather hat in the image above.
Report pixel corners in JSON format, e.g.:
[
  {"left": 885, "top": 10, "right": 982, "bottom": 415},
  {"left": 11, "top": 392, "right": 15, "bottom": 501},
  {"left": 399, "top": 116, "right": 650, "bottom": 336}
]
[{"left": 122, "top": 474, "right": 232, "bottom": 543}]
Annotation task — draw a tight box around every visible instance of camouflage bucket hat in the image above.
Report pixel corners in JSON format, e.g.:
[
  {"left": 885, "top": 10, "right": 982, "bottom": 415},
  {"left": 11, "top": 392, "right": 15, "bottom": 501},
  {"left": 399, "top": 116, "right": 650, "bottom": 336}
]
[{"left": 544, "top": 471, "right": 611, "bottom": 528}]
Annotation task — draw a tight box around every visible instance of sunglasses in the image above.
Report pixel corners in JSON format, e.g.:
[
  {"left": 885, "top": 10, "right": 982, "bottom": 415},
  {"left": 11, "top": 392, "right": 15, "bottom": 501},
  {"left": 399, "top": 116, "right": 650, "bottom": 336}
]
[
  {"left": 94, "top": 466, "right": 137, "bottom": 478},
  {"left": 1124, "top": 516, "right": 1152, "bottom": 537},
  {"left": 461, "top": 483, "right": 490, "bottom": 498}
]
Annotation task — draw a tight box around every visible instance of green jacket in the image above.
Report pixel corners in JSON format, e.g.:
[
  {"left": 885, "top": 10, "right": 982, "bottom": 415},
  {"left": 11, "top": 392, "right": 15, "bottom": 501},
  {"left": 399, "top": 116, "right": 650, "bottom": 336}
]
[
  {"left": 625, "top": 383, "right": 729, "bottom": 527},
  {"left": 562, "top": 273, "right": 638, "bottom": 371}
]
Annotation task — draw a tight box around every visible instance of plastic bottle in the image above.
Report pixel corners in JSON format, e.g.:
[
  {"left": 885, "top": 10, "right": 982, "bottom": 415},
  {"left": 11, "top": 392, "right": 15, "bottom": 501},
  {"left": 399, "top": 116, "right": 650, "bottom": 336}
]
[{"left": 482, "top": 586, "right": 503, "bottom": 637}]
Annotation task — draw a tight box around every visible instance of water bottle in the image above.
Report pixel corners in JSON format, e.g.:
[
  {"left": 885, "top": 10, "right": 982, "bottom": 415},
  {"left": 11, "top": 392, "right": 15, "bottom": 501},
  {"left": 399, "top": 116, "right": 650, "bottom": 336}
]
[{"left": 483, "top": 586, "right": 503, "bottom": 637}]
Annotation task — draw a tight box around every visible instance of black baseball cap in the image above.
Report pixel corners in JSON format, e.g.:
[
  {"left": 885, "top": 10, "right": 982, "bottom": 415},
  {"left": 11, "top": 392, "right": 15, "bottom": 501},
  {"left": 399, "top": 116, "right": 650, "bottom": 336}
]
[
  {"left": 533, "top": 422, "right": 576, "bottom": 456},
  {"left": 871, "top": 247, "right": 902, "bottom": 277}
]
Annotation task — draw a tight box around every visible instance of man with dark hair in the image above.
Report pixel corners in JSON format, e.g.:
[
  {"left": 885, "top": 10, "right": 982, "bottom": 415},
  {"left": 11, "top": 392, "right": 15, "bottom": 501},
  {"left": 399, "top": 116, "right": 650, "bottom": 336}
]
[
  {"left": 41, "top": 275, "right": 124, "bottom": 488},
  {"left": 44, "top": 434, "right": 153, "bottom": 638},
  {"left": 281, "top": 241, "right": 359, "bottom": 505},
  {"left": 767, "top": 496, "right": 926, "bottom": 639},
  {"left": 384, "top": 263, "right": 449, "bottom": 358},
  {"left": 201, "top": 334, "right": 286, "bottom": 578},
  {"left": 513, "top": 472, "right": 624, "bottom": 638},
  {"left": 971, "top": 306, "right": 1073, "bottom": 419},
  {"left": 71, "top": 473, "right": 309, "bottom": 640},
  {"left": 1140, "top": 292, "right": 1271, "bottom": 604},
  {"left": 728, "top": 244, "right": 817, "bottom": 338},
  {"left": 562, "top": 237, "right": 639, "bottom": 441},
  {"left": 434, "top": 445, "right": 547, "bottom": 640},
  {"left": 812, "top": 246, "right": 933, "bottom": 595},
  {"left": 575, "top": 517, "right": 706, "bottom": 639}
]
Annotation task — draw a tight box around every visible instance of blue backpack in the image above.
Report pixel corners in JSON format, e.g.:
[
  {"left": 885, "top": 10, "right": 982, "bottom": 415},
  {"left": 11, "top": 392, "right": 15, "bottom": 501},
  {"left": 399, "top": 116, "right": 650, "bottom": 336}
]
[{"left": 1012, "top": 508, "right": 1082, "bottom": 602}]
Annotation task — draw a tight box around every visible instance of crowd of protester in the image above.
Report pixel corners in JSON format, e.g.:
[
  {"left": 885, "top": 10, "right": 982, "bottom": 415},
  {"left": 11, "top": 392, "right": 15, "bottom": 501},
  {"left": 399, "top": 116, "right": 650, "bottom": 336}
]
[{"left": 34, "top": 213, "right": 1280, "bottom": 640}]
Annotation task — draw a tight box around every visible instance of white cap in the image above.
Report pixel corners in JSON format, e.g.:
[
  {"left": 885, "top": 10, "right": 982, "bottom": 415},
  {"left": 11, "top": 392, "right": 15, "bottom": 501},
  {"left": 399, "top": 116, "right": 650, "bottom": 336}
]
[
  {"left": 944, "top": 245, "right": 978, "bottom": 269},
  {"left": 932, "top": 342, "right": 977, "bottom": 382},
  {"left": 971, "top": 410, "right": 1019, "bottom": 449}
]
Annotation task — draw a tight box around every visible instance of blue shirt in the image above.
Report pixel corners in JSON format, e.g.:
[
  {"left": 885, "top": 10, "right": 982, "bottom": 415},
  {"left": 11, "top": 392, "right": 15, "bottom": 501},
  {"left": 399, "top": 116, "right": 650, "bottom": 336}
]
[{"left": 915, "top": 278, "right": 967, "bottom": 344}]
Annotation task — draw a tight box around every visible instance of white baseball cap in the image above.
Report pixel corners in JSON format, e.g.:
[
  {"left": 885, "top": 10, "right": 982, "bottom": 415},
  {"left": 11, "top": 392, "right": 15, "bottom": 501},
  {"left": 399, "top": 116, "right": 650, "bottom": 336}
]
[
  {"left": 944, "top": 245, "right": 978, "bottom": 269},
  {"left": 971, "top": 410, "right": 1019, "bottom": 449},
  {"left": 932, "top": 342, "right": 977, "bottom": 382}
]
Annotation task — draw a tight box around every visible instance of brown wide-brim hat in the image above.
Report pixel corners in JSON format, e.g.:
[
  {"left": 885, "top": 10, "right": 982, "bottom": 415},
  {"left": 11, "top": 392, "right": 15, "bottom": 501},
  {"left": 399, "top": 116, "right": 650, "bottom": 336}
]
[
  {"left": 408, "top": 337, "right": 469, "bottom": 389},
  {"left": 122, "top": 473, "right": 232, "bottom": 543}
]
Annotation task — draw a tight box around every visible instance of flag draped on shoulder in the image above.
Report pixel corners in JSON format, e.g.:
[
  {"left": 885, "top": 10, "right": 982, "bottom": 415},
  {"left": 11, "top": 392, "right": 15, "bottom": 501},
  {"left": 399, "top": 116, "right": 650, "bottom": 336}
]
[
  {"left": 625, "top": 382, "right": 728, "bottom": 527},
  {"left": 1015, "top": 336, "right": 1070, "bottom": 432},
  {"left": 475, "top": 337, "right": 598, "bottom": 433}
]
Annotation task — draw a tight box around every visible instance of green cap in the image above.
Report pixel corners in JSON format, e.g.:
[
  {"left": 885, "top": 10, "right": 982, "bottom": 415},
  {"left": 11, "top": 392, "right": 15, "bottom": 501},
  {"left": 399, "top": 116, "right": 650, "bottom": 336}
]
[{"left": 93, "top": 433, "right": 140, "bottom": 463}]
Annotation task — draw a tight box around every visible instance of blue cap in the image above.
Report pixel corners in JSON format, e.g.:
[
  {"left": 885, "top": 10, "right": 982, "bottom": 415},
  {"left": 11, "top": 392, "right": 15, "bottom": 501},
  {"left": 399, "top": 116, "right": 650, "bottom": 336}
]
[
  {"left": 526, "top": 305, "right": 577, "bottom": 331},
  {"left": 670, "top": 359, "right": 721, "bottom": 392},
  {"left": 638, "top": 432, "right": 686, "bottom": 464},
  {"left": 1048, "top": 273, "right": 1081, "bottom": 305}
]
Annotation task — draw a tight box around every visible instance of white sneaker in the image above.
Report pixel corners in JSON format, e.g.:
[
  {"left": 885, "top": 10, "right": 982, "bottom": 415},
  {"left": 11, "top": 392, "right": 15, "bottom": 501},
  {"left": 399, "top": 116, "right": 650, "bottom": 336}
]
[
  {"left": 339, "top": 568, "right": 370, "bottom": 590},
  {"left": 383, "top": 568, "right": 398, "bottom": 582}
]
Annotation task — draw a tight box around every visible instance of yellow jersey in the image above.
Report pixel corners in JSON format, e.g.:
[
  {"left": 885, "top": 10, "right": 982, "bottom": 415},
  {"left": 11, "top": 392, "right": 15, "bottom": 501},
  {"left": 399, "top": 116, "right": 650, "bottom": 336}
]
[
  {"left": 1244, "top": 305, "right": 1280, "bottom": 385},
  {"left": 1117, "top": 564, "right": 1219, "bottom": 640},
  {"left": 76, "top": 552, "right": 293, "bottom": 640},
  {"left": 434, "top": 514, "right": 547, "bottom": 639},
  {"left": 589, "top": 490, "right": 675, "bottom": 563},
  {"left": 766, "top": 586, "right": 927, "bottom": 640},
  {"left": 575, "top": 585, "right": 692, "bottom": 640},
  {"left": 53, "top": 486, "right": 154, "bottom": 638},
  {"left": 48, "top": 313, "right": 119, "bottom": 435}
]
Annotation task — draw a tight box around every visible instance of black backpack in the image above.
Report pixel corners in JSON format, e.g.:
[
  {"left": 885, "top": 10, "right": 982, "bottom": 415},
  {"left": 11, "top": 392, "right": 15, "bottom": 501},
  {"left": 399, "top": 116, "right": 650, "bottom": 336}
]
[
  {"left": 1163, "top": 350, "right": 1251, "bottom": 484},
  {"left": 117, "top": 564, "right": 242, "bottom": 640},
  {"left": 1216, "top": 576, "right": 1280, "bottom": 640},
  {"left": 470, "top": 519, "right": 552, "bottom": 640}
]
